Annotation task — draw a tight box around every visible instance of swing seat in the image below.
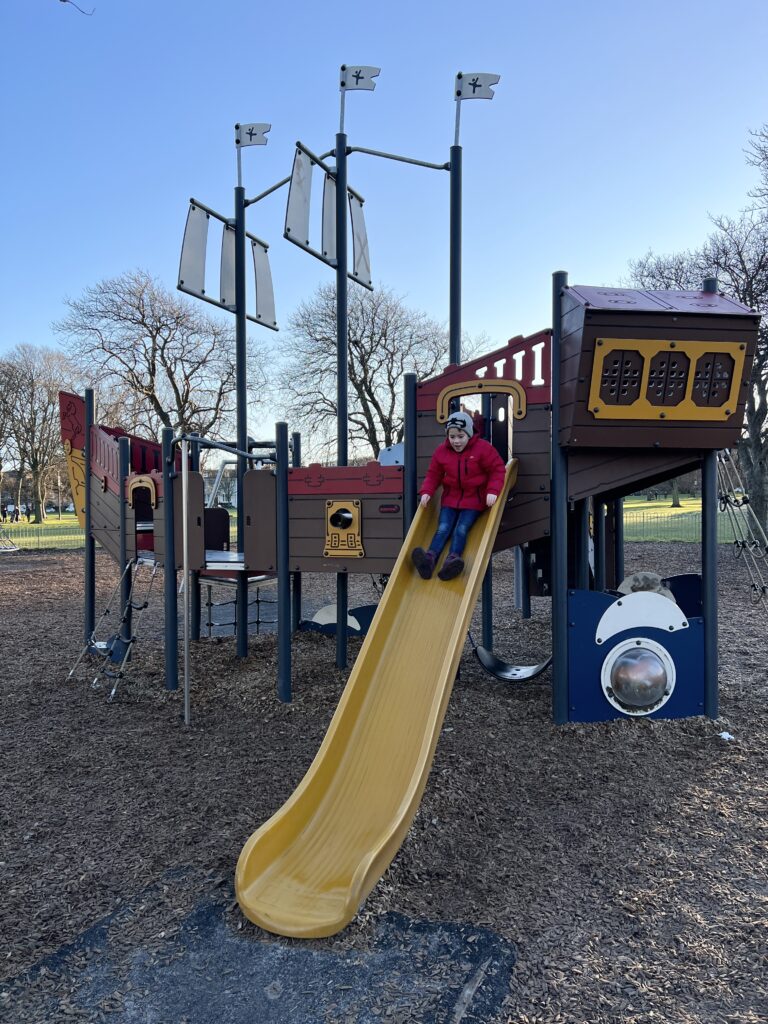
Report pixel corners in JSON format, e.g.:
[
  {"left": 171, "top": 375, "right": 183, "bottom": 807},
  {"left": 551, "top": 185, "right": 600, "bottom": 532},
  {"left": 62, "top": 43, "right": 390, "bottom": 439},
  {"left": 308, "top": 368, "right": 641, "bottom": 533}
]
[{"left": 474, "top": 646, "right": 552, "bottom": 682}]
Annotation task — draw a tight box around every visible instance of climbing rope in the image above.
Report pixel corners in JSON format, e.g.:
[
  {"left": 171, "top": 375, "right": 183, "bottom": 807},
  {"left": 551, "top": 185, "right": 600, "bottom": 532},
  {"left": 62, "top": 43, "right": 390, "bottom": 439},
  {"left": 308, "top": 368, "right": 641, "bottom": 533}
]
[{"left": 369, "top": 573, "right": 390, "bottom": 599}]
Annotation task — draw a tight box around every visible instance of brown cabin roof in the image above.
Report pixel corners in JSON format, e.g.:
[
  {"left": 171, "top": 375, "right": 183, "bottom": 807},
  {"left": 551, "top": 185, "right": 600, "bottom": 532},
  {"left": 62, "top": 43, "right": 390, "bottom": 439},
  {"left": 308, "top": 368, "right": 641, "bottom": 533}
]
[{"left": 567, "top": 285, "right": 755, "bottom": 317}]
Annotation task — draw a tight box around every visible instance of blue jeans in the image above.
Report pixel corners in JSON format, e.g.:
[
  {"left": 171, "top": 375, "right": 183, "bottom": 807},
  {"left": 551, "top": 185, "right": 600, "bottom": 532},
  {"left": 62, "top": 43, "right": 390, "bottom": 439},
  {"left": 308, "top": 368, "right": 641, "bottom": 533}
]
[{"left": 428, "top": 507, "right": 481, "bottom": 558}]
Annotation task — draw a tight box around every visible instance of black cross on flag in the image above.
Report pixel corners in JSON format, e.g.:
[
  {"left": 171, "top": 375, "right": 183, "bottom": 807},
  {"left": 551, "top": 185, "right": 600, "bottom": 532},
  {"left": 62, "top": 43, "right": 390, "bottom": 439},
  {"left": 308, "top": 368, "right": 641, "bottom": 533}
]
[
  {"left": 340, "top": 65, "right": 381, "bottom": 91},
  {"left": 235, "top": 123, "right": 271, "bottom": 147},
  {"left": 455, "top": 72, "right": 500, "bottom": 100}
]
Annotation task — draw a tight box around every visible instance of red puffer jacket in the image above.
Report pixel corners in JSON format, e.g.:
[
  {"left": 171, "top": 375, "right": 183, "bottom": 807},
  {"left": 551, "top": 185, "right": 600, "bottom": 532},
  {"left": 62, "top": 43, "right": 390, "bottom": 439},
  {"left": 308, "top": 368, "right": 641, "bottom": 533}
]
[{"left": 420, "top": 435, "right": 507, "bottom": 511}]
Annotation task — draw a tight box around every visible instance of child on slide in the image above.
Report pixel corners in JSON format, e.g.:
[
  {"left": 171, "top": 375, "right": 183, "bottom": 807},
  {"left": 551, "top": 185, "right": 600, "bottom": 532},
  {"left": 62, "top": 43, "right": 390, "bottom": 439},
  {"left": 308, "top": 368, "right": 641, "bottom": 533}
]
[{"left": 411, "top": 411, "right": 506, "bottom": 581}]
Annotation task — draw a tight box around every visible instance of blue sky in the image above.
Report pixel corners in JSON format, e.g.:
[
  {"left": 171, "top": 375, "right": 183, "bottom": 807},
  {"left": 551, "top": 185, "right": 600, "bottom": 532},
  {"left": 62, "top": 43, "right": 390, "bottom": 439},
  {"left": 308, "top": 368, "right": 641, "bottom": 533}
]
[{"left": 1, "top": 0, "right": 766, "bottom": 370}]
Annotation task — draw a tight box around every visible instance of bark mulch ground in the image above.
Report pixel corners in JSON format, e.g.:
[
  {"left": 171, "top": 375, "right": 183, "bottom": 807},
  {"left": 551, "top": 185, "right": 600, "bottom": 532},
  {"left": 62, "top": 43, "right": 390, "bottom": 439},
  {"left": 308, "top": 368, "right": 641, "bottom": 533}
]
[{"left": 0, "top": 543, "right": 766, "bottom": 1023}]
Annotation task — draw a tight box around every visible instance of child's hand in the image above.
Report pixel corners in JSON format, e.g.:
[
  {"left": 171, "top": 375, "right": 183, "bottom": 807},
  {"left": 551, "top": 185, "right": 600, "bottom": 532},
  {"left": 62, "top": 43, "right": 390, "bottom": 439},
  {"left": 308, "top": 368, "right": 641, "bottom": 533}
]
[
  {"left": 486, "top": 493, "right": 497, "bottom": 507},
  {"left": 420, "top": 494, "right": 431, "bottom": 508}
]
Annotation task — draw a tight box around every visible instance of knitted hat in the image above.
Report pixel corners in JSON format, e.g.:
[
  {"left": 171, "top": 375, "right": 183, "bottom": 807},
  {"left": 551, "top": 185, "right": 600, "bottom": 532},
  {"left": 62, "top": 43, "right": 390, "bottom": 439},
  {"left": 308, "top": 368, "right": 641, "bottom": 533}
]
[{"left": 444, "top": 411, "right": 474, "bottom": 438}]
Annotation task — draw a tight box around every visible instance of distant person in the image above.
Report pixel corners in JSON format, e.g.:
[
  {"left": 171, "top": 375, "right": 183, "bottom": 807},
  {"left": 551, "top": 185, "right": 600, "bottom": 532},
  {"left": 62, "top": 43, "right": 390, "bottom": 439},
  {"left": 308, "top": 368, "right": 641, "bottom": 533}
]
[
  {"left": 411, "top": 411, "right": 506, "bottom": 581},
  {"left": 13, "top": 507, "right": 20, "bottom": 523},
  {"left": 1, "top": 505, "right": 6, "bottom": 523}
]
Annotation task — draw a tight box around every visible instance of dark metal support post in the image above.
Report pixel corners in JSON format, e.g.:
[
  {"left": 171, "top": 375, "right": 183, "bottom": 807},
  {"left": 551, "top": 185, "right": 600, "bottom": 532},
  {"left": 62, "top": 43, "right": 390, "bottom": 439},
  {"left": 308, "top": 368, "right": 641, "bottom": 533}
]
[
  {"left": 404, "top": 374, "right": 418, "bottom": 524},
  {"left": 481, "top": 393, "right": 493, "bottom": 649},
  {"left": 83, "top": 389, "right": 95, "bottom": 643},
  {"left": 594, "top": 498, "right": 606, "bottom": 592},
  {"left": 576, "top": 498, "right": 590, "bottom": 591},
  {"left": 118, "top": 437, "right": 131, "bottom": 642},
  {"left": 551, "top": 271, "right": 569, "bottom": 724},
  {"left": 702, "top": 451, "right": 718, "bottom": 717},
  {"left": 603, "top": 498, "right": 617, "bottom": 590},
  {"left": 449, "top": 145, "right": 462, "bottom": 365},
  {"left": 614, "top": 497, "right": 625, "bottom": 584},
  {"left": 515, "top": 546, "right": 532, "bottom": 619},
  {"left": 276, "top": 422, "right": 291, "bottom": 701},
  {"left": 162, "top": 428, "right": 178, "bottom": 690},
  {"left": 234, "top": 184, "right": 248, "bottom": 658},
  {"left": 291, "top": 431, "right": 302, "bottom": 631},
  {"left": 481, "top": 559, "right": 493, "bottom": 649},
  {"left": 190, "top": 433, "right": 201, "bottom": 642},
  {"left": 335, "top": 131, "right": 349, "bottom": 669}
]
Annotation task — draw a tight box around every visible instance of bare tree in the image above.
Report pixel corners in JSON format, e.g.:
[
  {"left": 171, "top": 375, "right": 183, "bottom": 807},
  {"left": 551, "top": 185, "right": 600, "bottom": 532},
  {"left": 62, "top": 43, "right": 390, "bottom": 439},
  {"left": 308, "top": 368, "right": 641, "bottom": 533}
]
[
  {"left": 0, "top": 345, "right": 76, "bottom": 523},
  {"left": 278, "top": 284, "right": 456, "bottom": 461},
  {"left": 55, "top": 269, "right": 270, "bottom": 441},
  {"left": 747, "top": 124, "right": 768, "bottom": 207},
  {"left": 629, "top": 209, "right": 768, "bottom": 526}
]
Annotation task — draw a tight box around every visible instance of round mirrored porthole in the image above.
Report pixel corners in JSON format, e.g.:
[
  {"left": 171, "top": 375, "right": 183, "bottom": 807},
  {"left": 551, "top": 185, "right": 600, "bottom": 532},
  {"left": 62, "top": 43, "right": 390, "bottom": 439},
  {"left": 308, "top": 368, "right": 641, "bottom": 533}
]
[{"left": 600, "top": 637, "right": 676, "bottom": 717}]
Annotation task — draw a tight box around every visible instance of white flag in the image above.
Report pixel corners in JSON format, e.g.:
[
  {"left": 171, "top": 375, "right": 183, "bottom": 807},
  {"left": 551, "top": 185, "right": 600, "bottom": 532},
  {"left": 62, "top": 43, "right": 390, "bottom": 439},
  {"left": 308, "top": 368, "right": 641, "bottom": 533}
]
[
  {"left": 455, "top": 72, "right": 500, "bottom": 100},
  {"left": 235, "top": 123, "right": 271, "bottom": 147},
  {"left": 340, "top": 65, "right": 381, "bottom": 91}
]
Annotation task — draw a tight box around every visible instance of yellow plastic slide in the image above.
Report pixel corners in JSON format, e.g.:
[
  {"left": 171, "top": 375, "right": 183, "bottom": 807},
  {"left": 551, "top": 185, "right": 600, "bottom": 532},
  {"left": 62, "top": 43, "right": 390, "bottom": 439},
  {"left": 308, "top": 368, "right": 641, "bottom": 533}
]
[{"left": 236, "top": 460, "right": 519, "bottom": 938}]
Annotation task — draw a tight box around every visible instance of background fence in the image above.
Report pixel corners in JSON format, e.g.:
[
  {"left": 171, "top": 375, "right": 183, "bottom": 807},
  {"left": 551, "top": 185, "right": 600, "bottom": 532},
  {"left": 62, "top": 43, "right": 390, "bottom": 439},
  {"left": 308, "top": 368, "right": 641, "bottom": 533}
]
[
  {"left": 0, "top": 509, "right": 750, "bottom": 551},
  {"left": 1, "top": 523, "right": 86, "bottom": 551},
  {"left": 622, "top": 511, "right": 742, "bottom": 544}
]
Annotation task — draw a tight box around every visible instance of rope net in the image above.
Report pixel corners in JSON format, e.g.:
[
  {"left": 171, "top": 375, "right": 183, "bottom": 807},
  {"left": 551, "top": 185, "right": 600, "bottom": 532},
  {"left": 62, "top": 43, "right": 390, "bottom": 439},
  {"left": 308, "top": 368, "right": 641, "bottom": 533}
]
[{"left": 716, "top": 450, "right": 768, "bottom": 614}]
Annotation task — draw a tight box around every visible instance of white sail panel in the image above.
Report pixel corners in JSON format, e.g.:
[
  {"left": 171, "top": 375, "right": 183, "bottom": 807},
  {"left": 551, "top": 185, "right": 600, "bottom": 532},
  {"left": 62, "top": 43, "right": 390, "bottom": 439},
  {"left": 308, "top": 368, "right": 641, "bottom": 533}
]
[
  {"left": 178, "top": 203, "right": 209, "bottom": 296},
  {"left": 251, "top": 240, "right": 277, "bottom": 329}
]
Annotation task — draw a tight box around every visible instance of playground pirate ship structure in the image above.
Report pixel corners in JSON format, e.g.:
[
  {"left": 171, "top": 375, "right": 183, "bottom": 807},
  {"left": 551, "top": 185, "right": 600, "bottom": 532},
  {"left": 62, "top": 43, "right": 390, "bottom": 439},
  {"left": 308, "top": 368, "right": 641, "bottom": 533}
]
[{"left": 60, "top": 278, "right": 760, "bottom": 724}]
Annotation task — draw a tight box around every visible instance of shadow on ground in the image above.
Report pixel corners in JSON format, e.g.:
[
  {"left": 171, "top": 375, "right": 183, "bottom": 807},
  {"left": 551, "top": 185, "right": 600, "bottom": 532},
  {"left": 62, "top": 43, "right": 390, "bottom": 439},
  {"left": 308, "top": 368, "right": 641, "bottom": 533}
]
[{"left": 7, "top": 871, "right": 515, "bottom": 1023}]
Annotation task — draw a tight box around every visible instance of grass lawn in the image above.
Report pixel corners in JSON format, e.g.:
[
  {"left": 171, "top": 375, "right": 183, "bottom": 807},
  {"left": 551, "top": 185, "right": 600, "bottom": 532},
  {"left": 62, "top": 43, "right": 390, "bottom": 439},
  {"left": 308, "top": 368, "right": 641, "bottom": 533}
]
[
  {"left": 2, "top": 514, "right": 85, "bottom": 550},
  {"left": 623, "top": 495, "right": 704, "bottom": 517}
]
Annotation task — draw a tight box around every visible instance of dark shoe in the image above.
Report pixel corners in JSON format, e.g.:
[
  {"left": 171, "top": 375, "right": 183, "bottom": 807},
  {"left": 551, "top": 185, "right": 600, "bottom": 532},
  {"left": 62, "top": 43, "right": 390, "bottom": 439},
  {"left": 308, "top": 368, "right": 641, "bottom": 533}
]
[
  {"left": 438, "top": 554, "right": 464, "bottom": 581},
  {"left": 411, "top": 547, "right": 437, "bottom": 580}
]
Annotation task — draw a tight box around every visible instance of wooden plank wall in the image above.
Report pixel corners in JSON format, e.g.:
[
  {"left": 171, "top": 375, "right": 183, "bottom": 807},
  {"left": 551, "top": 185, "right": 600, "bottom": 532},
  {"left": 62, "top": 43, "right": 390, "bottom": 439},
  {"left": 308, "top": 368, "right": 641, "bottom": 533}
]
[
  {"left": 498, "top": 404, "right": 551, "bottom": 550},
  {"left": 287, "top": 494, "right": 403, "bottom": 574},
  {"left": 243, "top": 470, "right": 277, "bottom": 572},
  {"left": 172, "top": 472, "right": 206, "bottom": 571},
  {"left": 150, "top": 474, "right": 206, "bottom": 570},
  {"left": 567, "top": 449, "right": 701, "bottom": 504},
  {"left": 263, "top": 464, "right": 407, "bottom": 574},
  {"left": 153, "top": 497, "right": 167, "bottom": 567},
  {"left": 89, "top": 476, "right": 122, "bottom": 564}
]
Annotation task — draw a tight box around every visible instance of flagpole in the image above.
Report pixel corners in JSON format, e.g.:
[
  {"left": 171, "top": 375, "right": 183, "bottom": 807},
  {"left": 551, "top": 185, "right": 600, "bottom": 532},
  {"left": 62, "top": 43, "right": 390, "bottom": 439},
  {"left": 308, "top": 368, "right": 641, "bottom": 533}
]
[
  {"left": 234, "top": 176, "right": 248, "bottom": 658},
  {"left": 450, "top": 83, "right": 463, "bottom": 366},
  {"left": 449, "top": 73, "right": 499, "bottom": 367},
  {"left": 232, "top": 121, "right": 271, "bottom": 657},
  {"left": 334, "top": 65, "right": 379, "bottom": 669},
  {"left": 335, "top": 124, "right": 349, "bottom": 669},
  {"left": 449, "top": 138, "right": 462, "bottom": 367}
]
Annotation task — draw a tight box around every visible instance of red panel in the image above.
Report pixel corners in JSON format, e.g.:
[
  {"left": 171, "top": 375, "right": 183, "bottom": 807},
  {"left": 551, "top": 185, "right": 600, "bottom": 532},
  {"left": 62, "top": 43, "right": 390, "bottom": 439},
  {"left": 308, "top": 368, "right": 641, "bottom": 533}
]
[
  {"left": 101, "top": 426, "right": 165, "bottom": 474},
  {"left": 59, "top": 392, "right": 85, "bottom": 449},
  {"left": 416, "top": 330, "right": 551, "bottom": 411},
  {"left": 60, "top": 391, "right": 172, "bottom": 480},
  {"left": 90, "top": 426, "right": 122, "bottom": 497},
  {"left": 288, "top": 463, "right": 404, "bottom": 497}
]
